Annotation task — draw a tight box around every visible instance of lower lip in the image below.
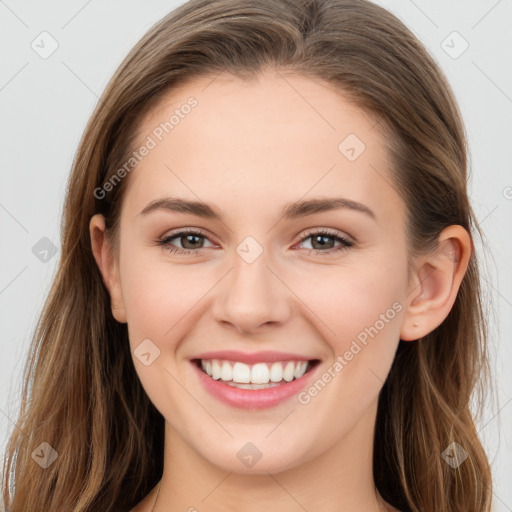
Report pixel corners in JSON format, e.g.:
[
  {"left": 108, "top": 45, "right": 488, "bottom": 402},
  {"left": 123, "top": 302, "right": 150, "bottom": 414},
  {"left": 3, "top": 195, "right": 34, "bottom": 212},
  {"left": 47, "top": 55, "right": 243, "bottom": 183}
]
[{"left": 192, "top": 360, "right": 319, "bottom": 410}]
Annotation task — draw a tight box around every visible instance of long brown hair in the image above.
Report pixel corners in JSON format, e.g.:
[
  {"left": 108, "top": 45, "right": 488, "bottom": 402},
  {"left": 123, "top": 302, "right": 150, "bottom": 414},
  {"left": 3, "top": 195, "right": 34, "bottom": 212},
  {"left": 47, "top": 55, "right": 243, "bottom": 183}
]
[{"left": 2, "top": 0, "right": 492, "bottom": 510}]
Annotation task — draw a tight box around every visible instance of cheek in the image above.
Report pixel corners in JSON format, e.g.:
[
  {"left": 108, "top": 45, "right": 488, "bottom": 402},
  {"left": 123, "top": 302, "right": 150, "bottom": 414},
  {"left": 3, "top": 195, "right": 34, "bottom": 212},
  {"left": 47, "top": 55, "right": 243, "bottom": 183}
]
[
  {"left": 289, "top": 259, "right": 406, "bottom": 348},
  {"left": 336, "top": 275, "right": 403, "bottom": 351},
  {"left": 288, "top": 257, "right": 406, "bottom": 408},
  {"left": 119, "top": 244, "right": 209, "bottom": 341},
  {"left": 118, "top": 248, "right": 211, "bottom": 417}
]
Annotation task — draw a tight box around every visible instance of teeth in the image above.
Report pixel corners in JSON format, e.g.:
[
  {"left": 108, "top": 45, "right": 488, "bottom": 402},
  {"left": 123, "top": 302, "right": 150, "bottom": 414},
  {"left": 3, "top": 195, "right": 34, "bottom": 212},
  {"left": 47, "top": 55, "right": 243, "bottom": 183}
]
[
  {"left": 283, "top": 361, "right": 295, "bottom": 382},
  {"left": 294, "top": 361, "right": 308, "bottom": 379},
  {"left": 250, "top": 363, "right": 269, "bottom": 384},
  {"left": 232, "top": 362, "right": 251, "bottom": 383},
  {"left": 211, "top": 360, "right": 222, "bottom": 380},
  {"left": 221, "top": 361, "right": 232, "bottom": 381},
  {"left": 270, "top": 362, "right": 283, "bottom": 382},
  {"left": 199, "top": 359, "right": 310, "bottom": 384}
]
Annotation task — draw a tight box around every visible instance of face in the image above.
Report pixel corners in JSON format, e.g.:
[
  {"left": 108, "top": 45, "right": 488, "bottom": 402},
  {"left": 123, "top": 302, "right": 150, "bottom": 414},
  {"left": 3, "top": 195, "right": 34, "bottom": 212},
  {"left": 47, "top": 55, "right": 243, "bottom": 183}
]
[{"left": 101, "top": 69, "right": 412, "bottom": 474}]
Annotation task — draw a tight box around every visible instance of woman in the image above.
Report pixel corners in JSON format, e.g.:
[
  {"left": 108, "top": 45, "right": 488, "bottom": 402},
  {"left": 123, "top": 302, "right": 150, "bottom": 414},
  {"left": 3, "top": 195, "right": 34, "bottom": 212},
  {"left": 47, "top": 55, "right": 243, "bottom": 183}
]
[{"left": 2, "top": 0, "right": 493, "bottom": 510}]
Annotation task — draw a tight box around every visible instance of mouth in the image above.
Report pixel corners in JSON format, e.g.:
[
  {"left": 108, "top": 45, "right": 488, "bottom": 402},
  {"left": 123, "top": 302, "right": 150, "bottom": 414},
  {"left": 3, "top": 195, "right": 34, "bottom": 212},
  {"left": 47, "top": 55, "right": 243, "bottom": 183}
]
[{"left": 192, "top": 358, "right": 321, "bottom": 390}]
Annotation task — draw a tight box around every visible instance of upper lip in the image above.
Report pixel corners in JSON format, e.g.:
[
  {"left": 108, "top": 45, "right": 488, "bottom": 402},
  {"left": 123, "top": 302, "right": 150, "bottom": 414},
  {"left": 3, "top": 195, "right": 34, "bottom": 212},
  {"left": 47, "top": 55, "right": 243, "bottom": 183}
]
[{"left": 192, "top": 350, "right": 318, "bottom": 365}]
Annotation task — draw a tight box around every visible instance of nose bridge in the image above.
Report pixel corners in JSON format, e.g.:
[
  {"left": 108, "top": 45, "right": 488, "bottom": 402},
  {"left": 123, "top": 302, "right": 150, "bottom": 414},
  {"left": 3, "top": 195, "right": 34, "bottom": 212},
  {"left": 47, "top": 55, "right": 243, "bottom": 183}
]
[{"left": 213, "top": 235, "right": 290, "bottom": 332}]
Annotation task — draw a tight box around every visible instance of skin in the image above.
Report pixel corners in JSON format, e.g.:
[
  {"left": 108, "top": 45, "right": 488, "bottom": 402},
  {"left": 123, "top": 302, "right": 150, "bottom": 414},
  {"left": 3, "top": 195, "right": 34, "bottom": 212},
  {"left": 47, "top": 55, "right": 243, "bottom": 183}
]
[{"left": 90, "top": 68, "right": 471, "bottom": 512}]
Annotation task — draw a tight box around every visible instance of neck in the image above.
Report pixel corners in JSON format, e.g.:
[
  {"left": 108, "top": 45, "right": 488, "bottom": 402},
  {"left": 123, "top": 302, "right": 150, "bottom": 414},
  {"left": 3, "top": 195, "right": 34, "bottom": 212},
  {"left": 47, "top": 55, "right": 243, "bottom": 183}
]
[{"left": 150, "top": 400, "right": 393, "bottom": 512}]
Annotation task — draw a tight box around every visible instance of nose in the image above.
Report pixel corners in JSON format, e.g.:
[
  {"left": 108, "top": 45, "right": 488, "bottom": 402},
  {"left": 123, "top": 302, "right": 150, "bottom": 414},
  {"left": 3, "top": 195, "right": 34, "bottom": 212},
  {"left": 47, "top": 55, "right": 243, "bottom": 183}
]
[{"left": 212, "top": 248, "right": 292, "bottom": 335}]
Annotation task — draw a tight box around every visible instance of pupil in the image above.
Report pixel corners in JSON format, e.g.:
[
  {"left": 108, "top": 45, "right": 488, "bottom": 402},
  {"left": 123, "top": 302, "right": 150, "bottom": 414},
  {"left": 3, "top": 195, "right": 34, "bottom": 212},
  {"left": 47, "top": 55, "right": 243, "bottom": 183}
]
[
  {"left": 312, "top": 235, "right": 333, "bottom": 250},
  {"left": 183, "top": 234, "right": 202, "bottom": 249}
]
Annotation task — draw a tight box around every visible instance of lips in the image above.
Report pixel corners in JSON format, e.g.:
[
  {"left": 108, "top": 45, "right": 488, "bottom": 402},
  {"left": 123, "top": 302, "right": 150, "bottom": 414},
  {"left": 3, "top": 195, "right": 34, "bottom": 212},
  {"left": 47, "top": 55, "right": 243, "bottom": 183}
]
[{"left": 190, "top": 350, "right": 320, "bottom": 409}]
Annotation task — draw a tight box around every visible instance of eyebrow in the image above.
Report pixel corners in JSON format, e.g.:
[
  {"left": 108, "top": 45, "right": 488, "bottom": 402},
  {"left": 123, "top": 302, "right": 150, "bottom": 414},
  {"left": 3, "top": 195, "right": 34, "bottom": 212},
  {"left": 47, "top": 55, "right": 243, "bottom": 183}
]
[{"left": 138, "top": 196, "right": 376, "bottom": 220}]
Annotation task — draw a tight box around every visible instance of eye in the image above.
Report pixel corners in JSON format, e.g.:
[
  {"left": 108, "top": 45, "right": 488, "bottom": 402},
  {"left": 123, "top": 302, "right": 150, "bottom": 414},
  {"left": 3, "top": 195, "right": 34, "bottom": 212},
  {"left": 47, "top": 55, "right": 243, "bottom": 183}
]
[
  {"left": 157, "top": 227, "right": 354, "bottom": 256},
  {"left": 157, "top": 228, "right": 215, "bottom": 255},
  {"left": 295, "top": 228, "right": 354, "bottom": 255}
]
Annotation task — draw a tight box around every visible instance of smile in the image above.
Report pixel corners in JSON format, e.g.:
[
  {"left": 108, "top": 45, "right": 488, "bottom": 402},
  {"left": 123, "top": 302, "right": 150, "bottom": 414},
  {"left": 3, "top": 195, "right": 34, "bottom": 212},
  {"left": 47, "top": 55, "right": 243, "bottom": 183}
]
[
  {"left": 197, "top": 359, "right": 312, "bottom": 389},
  {"left": 191, "top": 353, "right": 321, "bottom": 409}
]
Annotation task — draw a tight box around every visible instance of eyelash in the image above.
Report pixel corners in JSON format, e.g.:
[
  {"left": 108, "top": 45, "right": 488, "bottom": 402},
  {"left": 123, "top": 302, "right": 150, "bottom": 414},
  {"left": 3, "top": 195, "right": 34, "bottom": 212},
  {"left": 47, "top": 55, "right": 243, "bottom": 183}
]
[{"left": 157, "top": 227, "right": 354, "bottom": 256}]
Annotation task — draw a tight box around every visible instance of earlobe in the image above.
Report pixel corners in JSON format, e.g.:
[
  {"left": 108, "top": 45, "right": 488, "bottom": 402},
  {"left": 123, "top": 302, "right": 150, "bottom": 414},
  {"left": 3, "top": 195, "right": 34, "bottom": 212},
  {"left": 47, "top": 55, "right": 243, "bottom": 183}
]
[
  {"left": 400, "top": 225, "right": 471, "bottom": 341},
  {"left": 89, "top": 214, "right": 127, "bottom": 323}
]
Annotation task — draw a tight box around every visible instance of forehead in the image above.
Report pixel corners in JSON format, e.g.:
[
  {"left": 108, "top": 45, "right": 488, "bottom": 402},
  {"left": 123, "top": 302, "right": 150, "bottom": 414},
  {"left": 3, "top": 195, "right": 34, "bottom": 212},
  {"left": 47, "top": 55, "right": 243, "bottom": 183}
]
[{"left": 122, "top": 69, "right": 403, "bottom": 226}]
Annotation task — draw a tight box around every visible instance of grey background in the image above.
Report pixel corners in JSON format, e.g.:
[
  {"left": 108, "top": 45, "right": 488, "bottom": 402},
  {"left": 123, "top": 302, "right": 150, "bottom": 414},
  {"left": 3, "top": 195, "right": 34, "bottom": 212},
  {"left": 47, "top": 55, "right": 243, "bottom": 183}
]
[{"left": 1, "top": 1, "right": 511, "bottom": 510}]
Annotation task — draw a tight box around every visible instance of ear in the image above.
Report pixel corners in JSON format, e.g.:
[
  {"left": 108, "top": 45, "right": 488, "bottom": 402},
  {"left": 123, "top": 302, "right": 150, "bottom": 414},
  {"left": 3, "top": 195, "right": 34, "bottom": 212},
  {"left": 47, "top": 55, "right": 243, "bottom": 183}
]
[
  {"left": 400, "top": 225, "right": 472, "bottom": 341},
  {"left": 89, "top": 214, "right": 127, "bottom": 323}
]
